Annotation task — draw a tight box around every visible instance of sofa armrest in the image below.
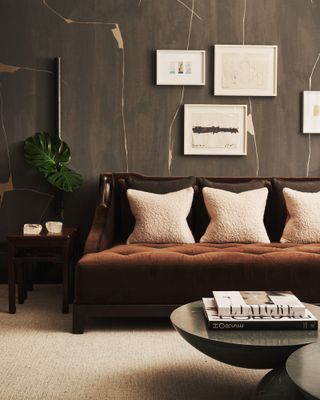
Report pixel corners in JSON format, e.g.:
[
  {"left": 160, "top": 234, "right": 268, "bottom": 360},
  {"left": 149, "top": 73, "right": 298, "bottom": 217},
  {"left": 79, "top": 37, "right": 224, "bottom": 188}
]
[{"left": 84, "top": 175, "right": 115, "bottom": 254}]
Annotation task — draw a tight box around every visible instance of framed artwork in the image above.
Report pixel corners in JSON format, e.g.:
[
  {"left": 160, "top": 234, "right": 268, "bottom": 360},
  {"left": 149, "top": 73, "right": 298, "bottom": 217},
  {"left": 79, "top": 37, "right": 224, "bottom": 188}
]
[
  {"left": 184, "top": 104, "right": 247, "bottom": 155},
  {"left": 156, "top": 50, "right": 205, "bottom": 85},
  {"left": 214, "top": 45, "right": 278, "bottom": 96},
  {"left": 303, "top": 91, "right": 320, "bottom": 134}
]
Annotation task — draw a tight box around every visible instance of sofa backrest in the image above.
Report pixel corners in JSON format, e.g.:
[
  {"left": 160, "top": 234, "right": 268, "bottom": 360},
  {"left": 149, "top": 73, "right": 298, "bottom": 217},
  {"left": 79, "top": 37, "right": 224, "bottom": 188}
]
[{"left": 98, "top": 173, "right": 320, "bottom": 244}]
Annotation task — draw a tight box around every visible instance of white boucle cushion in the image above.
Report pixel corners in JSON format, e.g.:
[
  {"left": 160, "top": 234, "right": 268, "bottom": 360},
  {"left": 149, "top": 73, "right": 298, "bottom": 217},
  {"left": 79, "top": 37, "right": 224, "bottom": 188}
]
[
  {"left": 127, "top": 187, "right": 195, "bottom": 244},
  {"left": 200, "top": 187, "right": 270, "bottom": 243},
  {"left": 281, "top": 188, "right": 320, "bottom": 243}
]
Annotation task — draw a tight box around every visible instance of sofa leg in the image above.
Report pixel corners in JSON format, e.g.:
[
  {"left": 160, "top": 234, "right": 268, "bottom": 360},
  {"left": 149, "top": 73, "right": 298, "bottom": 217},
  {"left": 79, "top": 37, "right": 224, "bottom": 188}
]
[{"left": 72, "top": 305, "right": 85, "bottom": 334}]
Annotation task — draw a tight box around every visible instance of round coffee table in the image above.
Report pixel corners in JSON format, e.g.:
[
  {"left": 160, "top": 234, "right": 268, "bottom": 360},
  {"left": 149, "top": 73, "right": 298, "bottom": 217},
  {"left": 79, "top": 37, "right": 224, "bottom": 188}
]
[
  {"left": 171, "top": 301, "right": 320, "bottom": 399},
  {"left": 286, "top": 341, "right": 320, "bottom": 400}
]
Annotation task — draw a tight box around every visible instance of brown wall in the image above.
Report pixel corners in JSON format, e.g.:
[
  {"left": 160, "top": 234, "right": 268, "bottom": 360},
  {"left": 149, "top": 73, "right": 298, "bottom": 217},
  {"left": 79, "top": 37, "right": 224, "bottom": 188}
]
[{"left": 0, "top": 0, "right": 320, "bottom": 247}]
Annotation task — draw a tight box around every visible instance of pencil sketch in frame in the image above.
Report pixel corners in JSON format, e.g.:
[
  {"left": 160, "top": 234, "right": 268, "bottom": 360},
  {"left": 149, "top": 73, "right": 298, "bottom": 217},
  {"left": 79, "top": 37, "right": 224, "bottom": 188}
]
[
  {"left": 303, "top": 91, "right": 320, "bottom": 134},
  {"left": 156, "top": 50, "right": 205, "bottom": 85},
  {"left": 214, "top": 45, "right": 278, "bottom": 96},
  {"left": 184, "top": 104, "right": 247, "bottom": 156}
]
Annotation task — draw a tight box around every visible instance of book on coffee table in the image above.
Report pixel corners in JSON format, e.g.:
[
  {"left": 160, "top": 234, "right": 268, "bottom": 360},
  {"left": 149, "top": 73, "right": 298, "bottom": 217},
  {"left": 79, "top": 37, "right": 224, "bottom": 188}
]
[
  {"left": 212, "top": 291, "right": 306, "bottom": 317},
  {"left": 202, "top": 298, "right": 318, "bottom": 330}
]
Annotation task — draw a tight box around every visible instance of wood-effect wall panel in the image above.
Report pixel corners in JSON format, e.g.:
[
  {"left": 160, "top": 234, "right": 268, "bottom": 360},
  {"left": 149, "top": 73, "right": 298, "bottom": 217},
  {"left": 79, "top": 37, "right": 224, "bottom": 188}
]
[{"left": 0, "top": 0, "right": 319, "bottom": 247}]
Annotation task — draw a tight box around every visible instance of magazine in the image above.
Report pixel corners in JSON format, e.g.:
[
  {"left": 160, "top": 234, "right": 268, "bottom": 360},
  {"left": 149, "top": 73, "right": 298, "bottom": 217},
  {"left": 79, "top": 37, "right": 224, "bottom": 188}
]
[
  {"left": 202, "top": 297, "right": 317, "bottom": 330},
  {"left": 212, "top": 291, "right": 306, "bottom": 317}
]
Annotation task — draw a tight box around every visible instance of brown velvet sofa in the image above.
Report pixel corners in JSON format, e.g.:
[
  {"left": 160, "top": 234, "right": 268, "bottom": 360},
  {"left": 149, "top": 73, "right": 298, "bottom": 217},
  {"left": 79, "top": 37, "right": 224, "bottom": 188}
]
[{"left": 73, "top": 173, "right": 320, "bottom": 333}]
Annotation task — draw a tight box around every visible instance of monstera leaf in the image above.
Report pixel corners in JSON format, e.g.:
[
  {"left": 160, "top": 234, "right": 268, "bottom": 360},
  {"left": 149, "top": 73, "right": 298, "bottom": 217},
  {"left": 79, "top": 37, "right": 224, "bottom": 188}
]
[
  {"left": 47, "top": 165, "right": 82, "bottom": 192},
  {"left": 24, "top": 132, "right": 82, "bottom": 192}
]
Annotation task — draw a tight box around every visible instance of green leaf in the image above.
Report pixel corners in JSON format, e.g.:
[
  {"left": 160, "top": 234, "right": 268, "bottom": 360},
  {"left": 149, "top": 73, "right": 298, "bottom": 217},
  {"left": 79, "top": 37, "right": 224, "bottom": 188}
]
[
  {"left": 47, "top": 165, "right": 83, "bottom": 192},
  {"left": 24, "top": 132, "right": 82, "bottom": 192}
]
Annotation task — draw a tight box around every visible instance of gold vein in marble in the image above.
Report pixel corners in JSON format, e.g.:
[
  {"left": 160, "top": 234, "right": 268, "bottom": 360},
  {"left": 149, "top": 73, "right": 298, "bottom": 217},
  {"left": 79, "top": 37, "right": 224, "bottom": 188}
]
[
  {"left": 247, "top": 114, "right": 255, "bottom": 137},
  {"left": 42, "top": 0, "right": 116, "bottom": 25},
  {"left": 42, "top": 0, "right": 128, "bottom": 172},
  {"left": 138, "top": 0, "right": 201, "bottom": 20},
  {"left": 308, "top": 53, "right": 320, "bottom": 90},
  {"left": 176, "top": 0, "right": 202, "bottom": 20},
  {"left": 0, "top": 62, "right": 53, "bottom": 75},
  {"left": 306, "top": 52, "right": 320, "bottom": 177},
  {"left": 120, "top": 48, "right": 128, "bottom": 171},
  {"left": 112, "top": 24, "right": 124, "bottom": 49},
  {"left": 242, "top": 0, "right": 246, "bottom": 45},
  {"left": 168, "top": 0, "right": 195, "bottom": 175},
  {"left": 242, "top": 0, "right": 259, "bottom": 177},
  {"left": 248, "top": 98, "right": 259, "bottom": 177},
  {"left": 168, "top": 87, "right": 184, "bottom": 175},
  {"left": 111, "top": 25, "right": 127, "bottom": 170}
]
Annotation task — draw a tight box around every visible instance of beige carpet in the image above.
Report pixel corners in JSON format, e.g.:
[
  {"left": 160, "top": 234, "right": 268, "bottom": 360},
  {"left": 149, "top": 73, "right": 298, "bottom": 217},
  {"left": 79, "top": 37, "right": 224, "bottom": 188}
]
[{"left": 0, "top": 285, "right": 266, "bottom": 400}]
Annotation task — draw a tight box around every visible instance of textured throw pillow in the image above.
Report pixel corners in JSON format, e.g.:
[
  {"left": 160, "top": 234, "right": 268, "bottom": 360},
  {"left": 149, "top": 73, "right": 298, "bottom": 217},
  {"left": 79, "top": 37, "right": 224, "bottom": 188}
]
[
  {"left": 272, "top": 178, "right": 320, "bottom": 241},
  {"left": 127, "top": 187, "right": 195, "bottom": 244},
  {"left": 119, "top": 176, "right": 196, "bottom": 241},
  {"left": 281, "top": 188, "right": 320, "bottom": 243},
  {"left": 200, "top": 187, "right": 270, "bottom": 243},
  {"left": 194, "top": 178, "right": 272, "bottom": 241}
]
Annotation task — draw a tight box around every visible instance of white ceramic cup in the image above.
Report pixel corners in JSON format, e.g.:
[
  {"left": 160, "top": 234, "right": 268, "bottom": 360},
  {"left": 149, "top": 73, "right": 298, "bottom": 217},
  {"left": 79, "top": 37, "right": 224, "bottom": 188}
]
[{"left": 46, "top": 221, "right": 63, "bottom": 234}]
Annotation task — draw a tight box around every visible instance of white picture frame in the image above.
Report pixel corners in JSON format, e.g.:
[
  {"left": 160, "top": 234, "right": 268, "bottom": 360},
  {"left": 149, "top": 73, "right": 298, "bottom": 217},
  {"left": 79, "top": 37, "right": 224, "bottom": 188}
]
[
  {"left": 184, "top": 104, "right": 247, "bottom": 156},
  {"left": 156, "top": 50, "right": 206, "bottom": 85},
  {"left": 214, "top": 45, "right": 278, "bottom": 96},
  {"left": 303, "top": 91, "right": 320, "bottom": 134}
]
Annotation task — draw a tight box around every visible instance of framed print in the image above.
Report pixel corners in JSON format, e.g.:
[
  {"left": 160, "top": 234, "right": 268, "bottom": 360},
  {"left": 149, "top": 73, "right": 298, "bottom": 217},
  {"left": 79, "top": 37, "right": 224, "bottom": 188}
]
[
  {"left": 156, "top": 50, "right": 205, "bottom": 85},
  {"left": 184, "top": 104, "right": 247, "bottom": 155},
  {"left": 214, "top": 45, "right": 278, "bottom": 96},
  {"left": 303, "top": 91, "right": 320, "bottom": 134}
]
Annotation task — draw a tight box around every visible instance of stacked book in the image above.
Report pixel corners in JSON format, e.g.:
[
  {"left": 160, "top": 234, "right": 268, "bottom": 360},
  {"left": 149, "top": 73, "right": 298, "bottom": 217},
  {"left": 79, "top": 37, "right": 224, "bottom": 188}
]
[{"left": 202, "top": 291, "right": 318, "bottom": 330}]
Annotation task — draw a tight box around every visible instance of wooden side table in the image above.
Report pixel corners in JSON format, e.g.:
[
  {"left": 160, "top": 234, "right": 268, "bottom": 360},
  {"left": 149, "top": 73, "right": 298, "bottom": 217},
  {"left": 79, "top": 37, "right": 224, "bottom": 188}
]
[{"left": 7, "top": 227, "right": 78, "bottom": 314}]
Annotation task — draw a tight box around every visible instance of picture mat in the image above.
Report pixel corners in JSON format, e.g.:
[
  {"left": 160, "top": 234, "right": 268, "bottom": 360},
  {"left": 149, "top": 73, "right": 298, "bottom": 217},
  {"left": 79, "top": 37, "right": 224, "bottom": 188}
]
[
  {"left": 157, "top": 50, "right": 205, "bottom": 85},
  {"left": 184, "top": 104, "right": 247, "bottom": 155},
  {"left": 214, "top": 45, "right": 278, "bottom": 96},
  {"left": 303, "top": 91, "right": 320, "bottom": 134}
]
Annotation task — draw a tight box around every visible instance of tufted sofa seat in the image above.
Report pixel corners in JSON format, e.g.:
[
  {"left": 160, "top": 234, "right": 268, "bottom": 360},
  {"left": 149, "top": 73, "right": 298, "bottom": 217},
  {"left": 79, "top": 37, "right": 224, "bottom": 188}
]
[
  {"left": 76, "top": 243, "right": 320, "bottom": 306},
  {"left": 73, "top": 173, "right": 320, "bottom": 333}
]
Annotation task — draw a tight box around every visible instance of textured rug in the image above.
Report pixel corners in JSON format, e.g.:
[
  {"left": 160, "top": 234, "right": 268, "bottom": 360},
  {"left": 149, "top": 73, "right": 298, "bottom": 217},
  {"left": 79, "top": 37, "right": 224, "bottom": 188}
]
[{"left": 0, "top": 285, "right": 266, "bottom": 400}]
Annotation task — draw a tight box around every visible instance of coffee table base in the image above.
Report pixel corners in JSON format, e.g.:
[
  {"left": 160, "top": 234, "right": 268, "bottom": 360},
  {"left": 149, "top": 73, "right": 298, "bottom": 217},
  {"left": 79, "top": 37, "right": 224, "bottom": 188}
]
[{"left": 253, "top": 368, "right": 305, "bottom": 400}]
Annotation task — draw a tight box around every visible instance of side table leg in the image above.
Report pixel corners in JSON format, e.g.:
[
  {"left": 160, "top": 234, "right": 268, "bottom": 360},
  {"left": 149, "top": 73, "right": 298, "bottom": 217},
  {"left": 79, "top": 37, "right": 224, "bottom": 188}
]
[
  {"left": 27, "top": 263, "right": 34, "bottom": 291},
  {"left": 62, "top": 245, "right": 70, "bottom": 314},
  {"left": 7, "top": 243, "right": 16, "bottom": 314},
  {"left": 68, "top": 259, "right": 74, "bottom": 304},
  {"left": 23, "top": 264, "right": 28, "bottom": 300},
  {"left": 17, "top": 264, "right": 25, "bottom": 304}
]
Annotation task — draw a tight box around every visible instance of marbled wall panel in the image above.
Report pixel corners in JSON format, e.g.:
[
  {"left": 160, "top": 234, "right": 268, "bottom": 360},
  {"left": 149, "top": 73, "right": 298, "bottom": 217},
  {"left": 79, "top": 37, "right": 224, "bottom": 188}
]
[{"left": 0, "top": 0, "right": 319, "bottom": 254}]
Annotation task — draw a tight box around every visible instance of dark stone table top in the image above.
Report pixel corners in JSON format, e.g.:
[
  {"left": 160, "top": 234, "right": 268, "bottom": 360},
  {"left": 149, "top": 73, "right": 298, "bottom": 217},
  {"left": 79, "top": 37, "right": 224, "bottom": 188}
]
[
  {"left": 171, "top": 301, "right": 320, "bottom": 348},
  {"left": 171, "top": 301, "right": 320, "bottom": 369},
  {"left": 286, "top": 341, "right": 320, "bottom": 400}
]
